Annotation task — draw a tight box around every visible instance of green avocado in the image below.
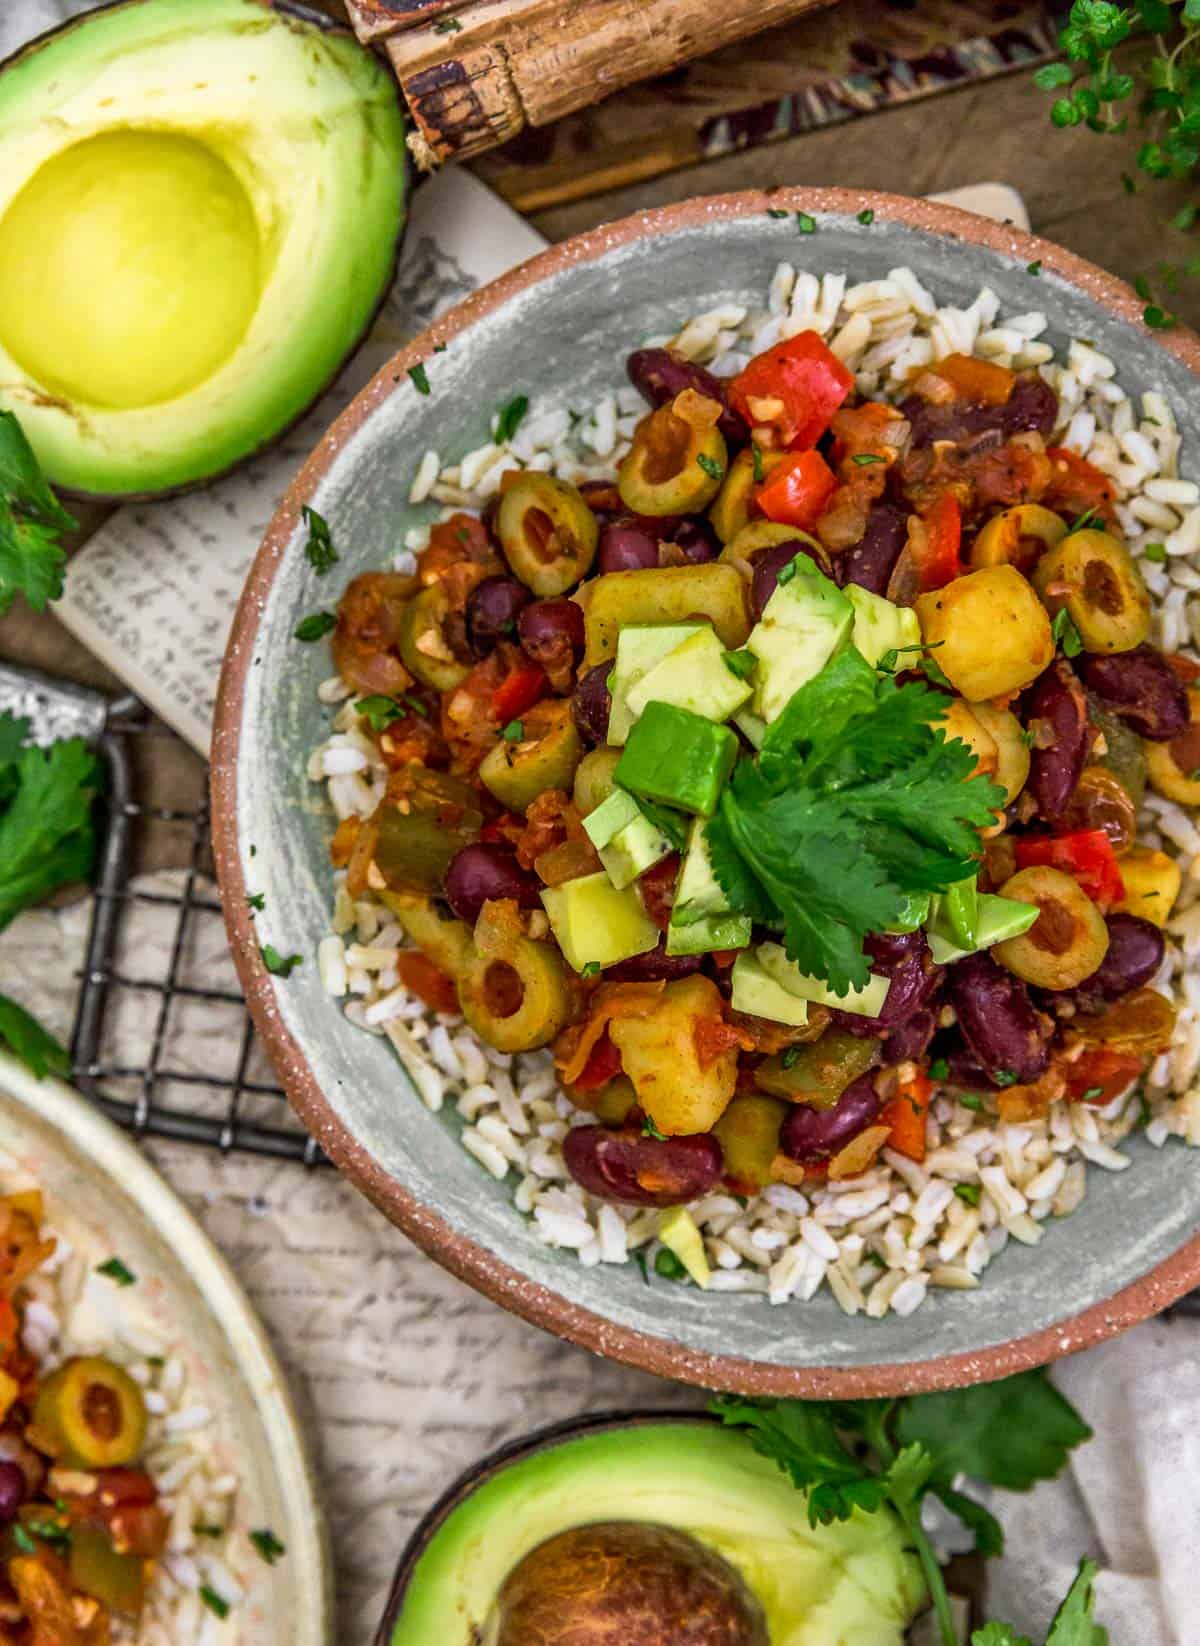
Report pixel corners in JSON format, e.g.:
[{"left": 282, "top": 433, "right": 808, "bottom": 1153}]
[
  {"left": 390, "top": 1420, "right": 925, "bottom": 1646},
  {"left": 0, "top": 0, "right": 406, "bottom": 497}
]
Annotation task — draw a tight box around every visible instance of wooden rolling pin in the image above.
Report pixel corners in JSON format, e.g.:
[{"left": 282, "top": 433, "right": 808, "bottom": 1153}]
[{"left": 344, "top": 0, "right": 833, "bottom": 166}]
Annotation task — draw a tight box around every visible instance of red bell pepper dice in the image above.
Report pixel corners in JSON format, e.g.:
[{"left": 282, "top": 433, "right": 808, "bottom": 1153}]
[
  {"left": 913, "top": 493, "right": 963, "bottom": 591},
  {"left": 753, "top": 449, "right": 837, "bottom": 533},
  {"left": 492, "top": 662, "right": 547, "bottom": 722},
  {"left": 1044, "top": 447, "right": 1117, "bottom": 518},
  {"left": 573, "top": 1033, "right": 623, "bottom": 1093},
  {"left": 730, "top": 331, "right": 854, "bottom": 450},
  {"left": 1063, "top": 1047, "right": 1146, "bottom": 1107},
  {"left": 1014, "top": 828, "right": 1126, "bottom": 907}
]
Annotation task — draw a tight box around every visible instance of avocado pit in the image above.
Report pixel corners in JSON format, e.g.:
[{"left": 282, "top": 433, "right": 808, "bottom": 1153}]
[{"left": 486, "top": 1521, "right": 768, "bottom": 1646}]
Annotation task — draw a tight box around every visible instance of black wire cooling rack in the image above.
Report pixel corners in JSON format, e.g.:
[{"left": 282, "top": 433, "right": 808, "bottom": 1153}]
[{"left": 68, "top": 697, "right": 324, "bottom": 1166}]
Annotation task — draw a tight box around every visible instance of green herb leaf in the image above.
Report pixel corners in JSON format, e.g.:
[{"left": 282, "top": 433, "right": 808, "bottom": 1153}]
[
  {"left": 433, "top": 15, "right": 462, "bottom": 31},
  {"left": 0, "top": 736, "right": 98, "bottom": 935},
  {"left": 896, "top": 1369, "right": 1092, "bottom": 1492},
  {"left": 96, "top": 1256, "right": 136, "bottom": 1287},
  {"left": 1143, "top": 542, "right": 1167, "bottom": 562},
  {"left": 261, "top": 945, "right": 303, "bottom": 978},
  {"left": 246, "top": 892, "right": 266, "bottom": 913},
  {"left": 709, "top": 1397, "right": 891, "bottom": 1526},
  {"left": 857, "top": 208, "right": 875, "bottom": 225},
  {"left": 12, "top": 1526, "right": 35, "bottom": 1555},
  {"left": 642, "top": 1115, "right": 668, "bottom": 1140},
  {"left": 355, "top": 694, "right": 417, "bottom": 732},
  {"left": 972, "top": 1622, "right": 1032, "bottom": 1646},
  {"left": 1144, "top": 303, "right": 1176, "bottom": 329},
  {"left": 751, "top": 442, "right": 765, "bottom": 483},
  {"left": 954, "top": 1182, "right": 982, "bottom": 1207},
  {"left": 632, "top": 1250, "right": 650, "bottom": 1284},
  {"left": 495, "top": 394, "right": 530, "bottom": 443},
  {"left": 1081, "top": 1085, "right": 1105, "bottom": 1100},
  {"left": 992, "top": 1069, "right": 1018, "bottom": 1087},
  {"left": 928, "top": 1058, "right": 949, "bottom": 1080},
  {"left": 0, "top": 993, "right": 69, "bottom": 1082},
  {"left": 654, "top": 1248, "right": 687, "bottom": 1279},
  {"left": 1034, "top": 62, "right": 1074, "bottom": 90},
  {"left": 294, "top": 611, "right": 336, "bottom": 643},
  {"left": 250, "top": 1528, "right": 286, "bottom": 1565},
  {"left": 302, "top": 506, "right": 338, "bottom": 575},
  {"left": 696, "top": 453, "right": 724, "bottom": 481},
  {"left": 959, "top": 1092, "right": 985, "bottom": 1112},
  {"left": 193, "top": 1523, "right": 225, "bottom": 1538},
  {"left": 408, "top": 363, "right": 431, "bottom": 396},
  {"left": 1052, "top": 606, "right": 1084, "bottom": 657},
  {"left": 722, "top": 648, "right": 757, "bottom": 681},
  {"left": 200, "top": 1586, "right": 231, "bottom": 1620},
  {"left": 850, "top": 452, "right": 886, "bottom": 466},
  {"left": 1027, "top": 260, "right": 1043, "bottom": 276},
  {"left": 502, "top": 718, "right": 524, "bottom": 742},
  {"left": 781, "top": 1045, "right": 802, "bottom": 1069},
  {"left": 0, "top": 412, "right": 76, "bottom": 617},
  {"left": 580, "top": 960, "right": 602, "bottom": 978},
  {"left": 1044, "top": 1559, "right": 1105, "bottom": 1645},
  {"left": 765, "top": 208, "right": 790, "bottom": 219},
  {"left": 796, "top": 212, "right": 817, "bottom": 234}
]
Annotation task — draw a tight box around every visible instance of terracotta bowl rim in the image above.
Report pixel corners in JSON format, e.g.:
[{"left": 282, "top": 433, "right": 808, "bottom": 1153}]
[{"left": 212, "top": 184, "right": 1200, "bottom": 1399}]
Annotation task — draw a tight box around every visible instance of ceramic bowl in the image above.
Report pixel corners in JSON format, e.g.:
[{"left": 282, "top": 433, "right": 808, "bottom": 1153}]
[
  {"left": 0, "top": 1049, "right": 332, "bottom": 1642},
  {"left": 212, "top": 187, "right": 1200, "bottom": 1396}
]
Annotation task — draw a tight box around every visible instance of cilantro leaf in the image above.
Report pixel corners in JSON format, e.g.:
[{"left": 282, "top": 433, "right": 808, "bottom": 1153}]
[
  {"left": 1045, "top": 1560, "right": 1106, "bottom": 1645},
  {"left": 0, "top": 711, "right": 30, "bottom": 809},
  {"left": 302, "top": 506, "right": 338, "bottom": 575},
  {"left": 0, "top": 994, "right": 70, "bottom": 1080},
  {"left": 495, "top": 394, "right": 529, "bottom": 443},
  {"left": 972, "top": 1627, "right": 1033, "bottom": 1646},
  {"left": 261, "top": 945, "right": 303, "bottom": 977},
  {"left": 0, "top": 738, "right": 98, "bottom": 932},
  {"left": 895, "top": 1368, "right": 1092, "bottom": 1493},
  {"left": 932, "top": 1480, "right": 1005, "bottom": 1558},
  {"left": 709, "top": 1397, "right": 889, "bottom": 1525},
  {"left": 0, "top": 412, "right": 77, "bottom": 616}
]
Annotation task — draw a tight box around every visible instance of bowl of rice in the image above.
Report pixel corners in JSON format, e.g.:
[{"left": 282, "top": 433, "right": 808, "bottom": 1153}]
[
  {"left": 0, "top": 1048, "right": 331, "bottom": 1643},
  {"left": 213, "top": 187, "right": 1200, "bottom": 1395}
]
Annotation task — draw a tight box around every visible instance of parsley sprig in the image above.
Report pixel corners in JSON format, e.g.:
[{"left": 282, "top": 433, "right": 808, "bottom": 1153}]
[
  {"left": 0, "top": 412, "right": 76, "bottom": 617},
  {"left": 712, "top": 1371, "right": 1096, "bottom": 1646},
  {"left": 705, "top": 648, "right": 1003, "bottom": 994}
]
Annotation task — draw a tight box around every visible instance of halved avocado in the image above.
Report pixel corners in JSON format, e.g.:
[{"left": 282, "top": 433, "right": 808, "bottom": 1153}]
[
  {"left": 385, "top": 1416, "right": 925, "bottom": 1645},
  {"left": 0, "top": 0, "right": 406, "bottom": 498}
]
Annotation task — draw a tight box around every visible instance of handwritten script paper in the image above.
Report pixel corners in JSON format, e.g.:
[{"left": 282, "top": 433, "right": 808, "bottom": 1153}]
[{"left": 51, "top": 167, "right": 544, "bottom": 753}]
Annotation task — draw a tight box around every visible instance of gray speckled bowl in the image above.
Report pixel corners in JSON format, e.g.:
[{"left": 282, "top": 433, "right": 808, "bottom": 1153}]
[{"left": 212, "top": 188, "right": 1200, "bottom": 1396}]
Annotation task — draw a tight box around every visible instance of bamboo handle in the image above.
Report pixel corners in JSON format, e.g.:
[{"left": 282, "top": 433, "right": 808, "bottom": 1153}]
[{"left": 347, "top": 0, "right": 831, "bottom": 165}]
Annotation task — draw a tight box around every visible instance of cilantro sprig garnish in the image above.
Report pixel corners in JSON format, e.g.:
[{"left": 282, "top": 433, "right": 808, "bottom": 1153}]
[
  {"left": 712, "top": 1371, "right": 1096, "bottom": 1646},
  {"left": 0, "top": 412, "right": 76, "bottom": 617},
  {"left": 0, "top": 714, "right": 99, "bottom": 934},
  {"left": 0, "top": 995, "right": 69, "bottom": 1081},
  {"left": 705, "top": 649, "right": 1003, "bottom": 994}
]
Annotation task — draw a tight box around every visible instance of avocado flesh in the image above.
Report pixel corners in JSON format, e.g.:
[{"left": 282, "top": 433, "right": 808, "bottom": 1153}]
[
  {"left": 392, "top": 1422, "right": 925, "bottom": 1646},
  {"left": 0, "top": 0, "right": 406, "bottom": 497}
]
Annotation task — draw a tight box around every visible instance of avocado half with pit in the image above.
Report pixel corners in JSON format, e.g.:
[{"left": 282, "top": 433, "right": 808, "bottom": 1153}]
[
  {"left": 0, "top": 0, "right": 406, "bottom": 499},
  {"left": 379, "top": 1413, "right": 926, "bottom": 1646}
]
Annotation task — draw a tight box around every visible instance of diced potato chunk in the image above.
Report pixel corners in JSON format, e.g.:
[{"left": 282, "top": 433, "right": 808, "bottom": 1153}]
[
  {"left": 915, "top": 566, "right": 1053, "bottom": 701},
  {"left": 583, "top": 565, "right": 750, "bottom": 666},
  {"left": 1114, "top": 845, "right": 1181, "bottom": 927},
  {"left": 609, "top": 974, "right": 738, "bottom": 1135}
]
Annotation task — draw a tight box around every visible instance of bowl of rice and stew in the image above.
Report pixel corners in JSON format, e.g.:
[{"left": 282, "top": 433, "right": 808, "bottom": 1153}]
[{"left": 213, "top": 188, "right": 1200, "bottom": 1396}]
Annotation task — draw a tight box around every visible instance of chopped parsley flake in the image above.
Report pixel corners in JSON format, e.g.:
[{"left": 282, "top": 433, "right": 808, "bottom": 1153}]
[
  {"left": 502, "top": 719, "right": 524, "bottom": 742},
  {"left": 751, "top": 442, "right": 765, "bottom": 484},
  {"left": 696, "top": 453, "right": 724, "bottom": 481},
  {"left": 765, "top": 208, "right": 789, "bottom": 219},
  {"left": 1027, "top": 260, "right": 1043, "bottom": 276},
  {"left": 356, "top": 694, "right": 427, "bottom": 731},
  {"left": 408, "top": 363, "right": 431, "bottom": 396},
  {"left": 495, "top": 395, "right": 530, "bottom": 443},
  {"left": 992, "top": 1069, "right": 1019, "bottom": 1087},
  {"left": 246, "top": 893, "right": 265, "bottom": 912},
  {"left": 293, "top": 611, "right": 336, "bottom": 643},
  {"left": 633, "top": 1250, "right": 650, "bottom": 1285},
  {"left": 781, "top": 1045, "right": 802, "bottom": 1069},
  {"left": 250, "top": 1528, "right": 287, "bottom": 1565},
  {"left": 857, "top": 208, "right": 875, "bottom": 225},
  {"left": 954, "top": 1182, "right": 982, "bottom": 1207},
  {"left": 796, "top": 212, "right": 817, "bottom": 234},
  {"left": 193, "top": 1523, "right": 224, "bottom": 1539},
  {"left": 200, "top": 1586, "right": 231, "bottom": 1620},
  {"left": 1081, "top": 1086, "right": 1105, "bottom": 1101},
  {"left": 1051, "top": 606, "right": 1084, "bottom": 658},
  {"left": 301, "top": 507, "right": 338, "bottom": 575},
  {"left": 850, "top": 452, "right": 886, "bottom": 466},
  {"left": 261, "top": 945, "right": 302, "bottom": 978},
  {"left": 96, "top": 1256, "right": 136, "bottom": 1287},
  {"left": 580, "top": 961, "right": 602, "bottom": 978},
  {"left": 642, "top": 1114, "right": 668, "bottom": 1140},
  {"left": 654, "top": 1248, "right": 687, "bottom": 1279},
  {"left": 433, "top": 15, "right": 462, "bottom": 31},
  {"left": 1144, "top": 304, "right": 1176, "bottom": 330},
  {"left": 928, "top": 1058, "right": 949, "bottom": 1081}
]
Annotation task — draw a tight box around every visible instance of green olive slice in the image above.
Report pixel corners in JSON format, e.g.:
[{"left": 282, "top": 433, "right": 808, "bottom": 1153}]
[
  {"left": 478, "top": 699, "right": 584, "bottom": 813},
  {"left": 397, "top": 583, "right": 472, "bottom": 691},
  {"left": 618, "top": 403, "right": 727, "bottom": 516},
  {"left": 992, "top": 865, "right": 1109, "bottom": 990},
  {"left": 1033, "top": 528, "right": 1150, "bottom": 654},
  {"left": 497, "top": 473, "right": 599, "bottom": 597}
]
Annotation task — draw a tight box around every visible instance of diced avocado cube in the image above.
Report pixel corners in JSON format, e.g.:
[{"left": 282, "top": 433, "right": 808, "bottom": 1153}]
[
  {"left": 730, "top": 951, "right": 810, "bottom": 1027},
  {"left": 886, "top": 891, "right": 932, "bottom": 934},
  {"left": 597, "top": 813, "right": 674, "bottom": 891},
  {"left": 846, "top": 584, "right": 921, "bottom": 670},
  {"left": 581, "top": 788, "right": 642, "bottom": 851},
  {"left": 756, "top": 941, "right": 891, "bottom": 1018},
  {"left": 615, "top": 702, "right": 738, "bottom": 817},
  {"left": 657, "top": 1207, "right": 710, "bottom": 1287},
  {"left": 607, "top": 622, "right": 708, "bottom": 744},
  {"left": 927, "top": 928, "right": 971, "bottom": 967},
  {"left": 942, "top": 878, "right": 979, "bottom": 948},
  {"left": 747, "top": 556, "right": 853, "bottom": 722},
  {"left": 625, "top": 627, "right": 753, "bottom": 728},
  {"left": 540, "top": 873, "right": 659, "bottom": 973},
  {"left": 666, "top": 911, "right": 752, "bottom": 957},
  {"left": 734, "top": 707, "right": 767, "bottom": 749},
  {"left": 975, "top": 893, "right": 1039, "bottom": 947}
]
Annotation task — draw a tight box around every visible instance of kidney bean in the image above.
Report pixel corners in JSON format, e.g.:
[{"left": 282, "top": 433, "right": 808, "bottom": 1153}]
[
  {"left": 750, "top": 540, "right": 826, "bottom": 619},
  {"left": 517, "top": 598, "right": 585, "bottom": 667},
  {"left": 1001, "top": 373, "right": 1058, "bottom": 438},
  {"left": 0, "top": 1464, "right": 23, "bottom": 1525},
  {"left": 1088, "top": 913, "right": 1165, "bottom": 1000},
  {"left": 464, "top": 576, "right": 532, "bottom": 658},
  {"left": 899, "top": 394, "right": 997, "bottom": 450},
  {"left": 605, "top": 944, "right": 703, "bottom": 983},
  {"left": 626, "top": 347, "right": 749, "bottom": 446},
  {"left": 779, "top": 1074, "right": 881, "bottom": 1164},
  {"left": 572, "top": 661, "right": 614, "bottom": 744},
  {"left": 1026, "top": 660, "right": 1091, "bottom": 819},
  {"left": 598, "top": 520, "right": 660, "bottom": 573},
  {"left": 563, "top": 1123, "right": 723, "bottom": 1206},
  {"left": 444, "top": 843, "right": 542, "bottom": 924},
  {"left": 884, "top": 1006, "right": 939, "bottom": 1065},
  {"left": 1079, "top": 645, "right": 1189, "bottom": 741},
  {"left": 830, "top": 931, "right": 940, "bottom": 1039},
  {"left": 947, "top": 951, "right": 1051, "bottom": 1083},
  {"left": 837, "top": 502, "right": 908, "bottom": 595},
  {"left": 669, "top": 518, "right": 720, "bottom": 564}
]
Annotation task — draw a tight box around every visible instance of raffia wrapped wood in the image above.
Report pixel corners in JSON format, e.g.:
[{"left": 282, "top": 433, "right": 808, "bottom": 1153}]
[{"left": 345, "top": 0, "right": 832, "bottom": 165}]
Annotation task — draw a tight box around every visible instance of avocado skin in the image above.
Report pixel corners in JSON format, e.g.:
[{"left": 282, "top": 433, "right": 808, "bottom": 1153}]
[
  {"left": 0, "top": 0, "right": 407, "bottom": 500},
  {"left": 380, "top": 1413, "right": 926, "bottom": 1646}
]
